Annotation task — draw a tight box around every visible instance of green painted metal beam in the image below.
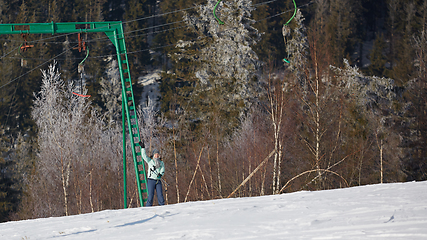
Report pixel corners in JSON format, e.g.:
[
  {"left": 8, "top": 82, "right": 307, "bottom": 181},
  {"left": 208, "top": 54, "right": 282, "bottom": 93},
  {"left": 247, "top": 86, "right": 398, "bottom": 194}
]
[{"left": 0, "top": 21, "right": 121, "bottom": 35}]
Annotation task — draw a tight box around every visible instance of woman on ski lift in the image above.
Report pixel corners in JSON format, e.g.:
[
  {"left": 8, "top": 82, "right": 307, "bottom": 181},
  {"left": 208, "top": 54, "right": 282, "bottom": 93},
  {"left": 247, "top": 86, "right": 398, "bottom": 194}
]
[{"left": 140, "top": 140, "right": 165, "bottom": 206}]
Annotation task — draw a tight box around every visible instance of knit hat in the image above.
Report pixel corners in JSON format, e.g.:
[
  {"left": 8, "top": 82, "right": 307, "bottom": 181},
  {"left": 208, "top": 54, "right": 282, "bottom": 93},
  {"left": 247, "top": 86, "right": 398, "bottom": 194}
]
[{"left": 152, "top": 149, "right": 160, "bottom": 156}]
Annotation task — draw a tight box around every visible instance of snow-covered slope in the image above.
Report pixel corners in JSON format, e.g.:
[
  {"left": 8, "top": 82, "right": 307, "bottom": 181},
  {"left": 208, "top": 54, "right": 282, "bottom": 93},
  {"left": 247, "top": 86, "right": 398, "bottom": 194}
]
[{"left": 1, "top": 181, "right": 426, "bottom": 239}]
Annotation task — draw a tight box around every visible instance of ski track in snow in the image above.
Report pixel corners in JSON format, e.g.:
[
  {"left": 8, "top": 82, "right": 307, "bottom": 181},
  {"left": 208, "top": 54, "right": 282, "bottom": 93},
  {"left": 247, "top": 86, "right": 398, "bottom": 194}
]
[{"left": 1, "top": 181, "right": 426, "bottom": 239}]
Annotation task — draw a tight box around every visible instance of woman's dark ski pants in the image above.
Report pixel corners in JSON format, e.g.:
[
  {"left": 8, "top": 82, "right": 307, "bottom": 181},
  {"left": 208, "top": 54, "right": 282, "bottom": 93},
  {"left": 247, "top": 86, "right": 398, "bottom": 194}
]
[{"left": 146, "top": 178, "right": 165, "bottom": 206}]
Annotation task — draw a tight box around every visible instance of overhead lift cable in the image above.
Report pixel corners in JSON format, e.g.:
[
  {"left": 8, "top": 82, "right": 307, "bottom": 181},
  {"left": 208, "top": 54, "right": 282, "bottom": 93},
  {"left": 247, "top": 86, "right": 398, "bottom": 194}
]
[
  {"left": 0, "top": 43, "right": 79, "bottom": 90},
  {"left": 0, "top": 0, "right": 288, "bottom": 46},
  {"left": 0, "top": 0, "right": 314, "bottom": 64}
]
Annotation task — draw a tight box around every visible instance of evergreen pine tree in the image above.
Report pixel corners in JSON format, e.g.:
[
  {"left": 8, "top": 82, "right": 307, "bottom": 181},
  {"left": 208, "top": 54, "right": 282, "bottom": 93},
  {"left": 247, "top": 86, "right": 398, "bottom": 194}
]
[
  {"left": 0, "top": 133, "right": 21, "bottom": 222},
  {"left": 368, "top": 34, "right": 387, "bottom": 77},
  {"left": 169, "top": 0, "right": 262, "bottom": 132},
  {"left": 326, "top": 0, "right": 360, "bottom": 67},
  {"left": 0, "top": 157, "right": 20, "bottom": 222}
]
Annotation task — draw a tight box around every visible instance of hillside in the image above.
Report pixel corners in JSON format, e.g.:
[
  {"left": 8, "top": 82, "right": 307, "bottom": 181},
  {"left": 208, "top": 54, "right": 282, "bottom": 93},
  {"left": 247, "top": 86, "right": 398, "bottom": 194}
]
[{"left": 1, "top": 181, "right": 426, "bottom": 240}]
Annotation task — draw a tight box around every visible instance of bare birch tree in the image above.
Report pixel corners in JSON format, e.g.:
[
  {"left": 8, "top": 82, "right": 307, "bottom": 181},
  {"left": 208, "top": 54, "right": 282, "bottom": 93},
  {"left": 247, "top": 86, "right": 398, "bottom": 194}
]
[{"left": 264, "top": 71, "right": 289, "bottom": 194}]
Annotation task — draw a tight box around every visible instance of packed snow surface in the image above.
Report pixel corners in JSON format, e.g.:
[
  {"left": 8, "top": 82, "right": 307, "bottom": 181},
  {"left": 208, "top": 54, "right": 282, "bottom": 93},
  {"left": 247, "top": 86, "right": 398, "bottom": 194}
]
[{"left": 1, "top": 181, "right": 426, "bottom": 239}]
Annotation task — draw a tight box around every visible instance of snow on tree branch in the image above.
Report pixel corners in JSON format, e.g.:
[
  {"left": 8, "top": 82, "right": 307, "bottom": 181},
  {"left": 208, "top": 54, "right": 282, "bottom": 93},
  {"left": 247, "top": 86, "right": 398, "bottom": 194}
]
[
  {"left": 331, "top": 59, "right": 397, "bottom": 111},
  {"left": 178, "top": 0, "right": 261, "bottom": 95}
]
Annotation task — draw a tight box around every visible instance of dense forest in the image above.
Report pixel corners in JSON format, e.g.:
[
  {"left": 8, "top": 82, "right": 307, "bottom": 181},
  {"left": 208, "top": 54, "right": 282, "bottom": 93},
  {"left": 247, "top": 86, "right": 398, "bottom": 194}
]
[{"left": 0, "top": 0, "right": 426, "bottom": 222}]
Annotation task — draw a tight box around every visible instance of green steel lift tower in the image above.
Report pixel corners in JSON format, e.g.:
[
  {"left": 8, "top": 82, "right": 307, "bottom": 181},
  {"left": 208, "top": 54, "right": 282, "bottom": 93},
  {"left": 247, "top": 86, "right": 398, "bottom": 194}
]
[{"left": 0, "top": 21, "right": 149, "bottom": 207}]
